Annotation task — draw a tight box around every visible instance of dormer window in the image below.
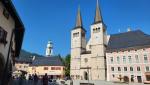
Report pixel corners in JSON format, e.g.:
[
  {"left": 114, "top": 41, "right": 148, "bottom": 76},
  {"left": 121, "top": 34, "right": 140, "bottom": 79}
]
[{"left": 73, "top": 32, "right": 79, "bottom": 38}]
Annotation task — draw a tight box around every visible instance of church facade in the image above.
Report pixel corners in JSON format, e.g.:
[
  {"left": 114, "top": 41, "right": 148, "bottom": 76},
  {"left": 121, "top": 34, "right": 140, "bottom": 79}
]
[
  {"left": 70, "top": 1, "right": 107, "bottom": 80},
  {"left": 70, "top": 0, "right": 150, "bottom": 83}
]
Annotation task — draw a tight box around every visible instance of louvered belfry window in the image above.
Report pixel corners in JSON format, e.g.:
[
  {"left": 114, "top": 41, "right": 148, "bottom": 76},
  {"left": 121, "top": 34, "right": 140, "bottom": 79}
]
[{"left": 0, "top": 26, "right": 7, "bottom": 44}]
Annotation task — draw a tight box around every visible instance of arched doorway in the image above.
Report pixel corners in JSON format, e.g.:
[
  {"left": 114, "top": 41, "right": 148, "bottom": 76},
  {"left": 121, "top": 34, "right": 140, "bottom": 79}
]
[{"left": 84, "top": 71, "right": 88, "bottom": 80}]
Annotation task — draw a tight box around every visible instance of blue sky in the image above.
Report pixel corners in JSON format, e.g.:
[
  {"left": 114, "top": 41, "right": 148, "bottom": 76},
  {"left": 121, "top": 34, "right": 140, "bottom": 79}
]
[{"left": 12, "top": 0, "right": 150, "bottom": 57}]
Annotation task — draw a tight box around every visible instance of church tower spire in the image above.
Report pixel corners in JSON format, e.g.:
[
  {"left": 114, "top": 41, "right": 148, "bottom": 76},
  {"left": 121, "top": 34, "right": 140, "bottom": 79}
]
[
  {"left": 94, "top": 0, "right": 103, "bottom": 23},
  {"left": 75, "top": 6, "right": 82, "bottom": 28},
  {"left": 46, "top": 40, "right": 53, "bottom": 57}
]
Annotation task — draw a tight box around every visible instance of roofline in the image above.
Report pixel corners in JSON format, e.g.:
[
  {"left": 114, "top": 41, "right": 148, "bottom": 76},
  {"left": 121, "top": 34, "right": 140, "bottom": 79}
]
[
  {"left": 72, "top": 26, "right": 87, "bottom": 32},
  {"left": 106, "top": 44, "right": 150, "bottom": 53},
  {"left": 109, "top": 29, "right": 143, "bottom": 36}
]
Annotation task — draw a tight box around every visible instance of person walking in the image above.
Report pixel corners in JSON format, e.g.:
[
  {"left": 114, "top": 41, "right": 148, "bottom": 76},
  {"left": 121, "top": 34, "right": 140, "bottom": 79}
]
[
  {"left": 33, "top": 73, "right": 38, "bottom": 85},
  {"left": 28, "top": 74, "right": 32, "bottom": 85},
  {"left": 42, "top": 73, "right": 48, "bottom": 85},
  {"left": 18, "top": 74, "right": 25, "bottom": 85}
]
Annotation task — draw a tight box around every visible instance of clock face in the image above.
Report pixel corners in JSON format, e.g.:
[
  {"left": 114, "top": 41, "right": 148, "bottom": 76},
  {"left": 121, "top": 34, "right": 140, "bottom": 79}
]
[{"left": 96, "top": 36, "right": 98, "bottom": 39}]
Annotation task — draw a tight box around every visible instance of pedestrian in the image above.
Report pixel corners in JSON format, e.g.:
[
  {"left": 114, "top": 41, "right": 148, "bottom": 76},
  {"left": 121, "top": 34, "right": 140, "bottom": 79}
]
[
  {"left": 18, "top": 74, "right": 25, "bottom": 85},
  {"left": 28, "top": 74, "right": 32, "bottom": 84},
  {"left": 70, "top": 78, "right": 73, "bottom": 85},
  {"left": 33, "top": 73, "right": 38, "bottom": 85},
  {"left": 42, "top": 73, "right": 48, "bottom": 85},
  {"left": 29, "top": 74, "right": 32, "bottom": 80}
]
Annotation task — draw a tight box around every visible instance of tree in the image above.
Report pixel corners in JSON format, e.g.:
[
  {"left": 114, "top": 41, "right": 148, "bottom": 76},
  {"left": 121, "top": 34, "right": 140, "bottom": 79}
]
[{"left": 64, "top": 54, "right": 71, "bottom": 77}]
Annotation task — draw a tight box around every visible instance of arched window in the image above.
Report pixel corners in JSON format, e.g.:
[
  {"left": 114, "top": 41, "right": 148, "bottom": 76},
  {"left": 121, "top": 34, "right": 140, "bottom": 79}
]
[
  {"left": 84, "top": 71, "right": 88, "bottom": 80},
  {"left": 98, "top": 27, "right": 100, "bottom": 32}
]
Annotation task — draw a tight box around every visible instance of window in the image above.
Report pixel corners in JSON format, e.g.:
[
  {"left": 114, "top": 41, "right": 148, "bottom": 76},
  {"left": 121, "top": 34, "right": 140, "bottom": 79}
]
[
  {"left": 111, "top": 67, "right": 114, "bottom": 71},
  {"left": 146, "top": 66, "right": 149, "bottom": 72},
  {"left": 135, "top": 55, "right": 139, "bottom": 63},
  {"left": 89, "top": 45, "right": 91, "bottom": 49},
  {"left": 137, "top": 67, "right": 141, "bottom": 71},
  {"left": 118, "top": 67, "right": 121, "bottom": 71},
  {"left": 51, "top": 67, "right": 61, "bottom": 70},
  {"left": 51, "top": 67, "right": 55, "bottom": 70},
  {"left": 73, "top": 32, "right": 79, "bottom": 38},
  {"left": 144, "top": 55, "right": 148, "bottom": 63},
  {"left": 130, "top": 67, "right": 133, "bottom": 71},
  {"left": 24, "top": 66, "right": 27, "bottom": 68},
  {"left": 93, "top": 27, "right": 100, "bottom": 33},
  {"left": 44, "top": 67, "right": 48, "bottom": 70},
  {"left": 3, "top": 8, "right": 9, "bottom": 19},
  {"left": 123, "top": 56, "right": 126, "bottom": 63},
  {"left": 93, "top": 29, "right": 96, "bottom": 33},
  {"left": 81, "top": 32, "right": 85, "bottom": 37},
  {"left": 55, "top": 67, "right": 61, "bottom": 70},
  {"left": 84, "top": 58, "right": 88, "bottom": 63},
  {"left": 97, "top": 27, "right": 100, "bottom": 32},
  {"left": 117, "top": 57, "right": 120, "bottom": 64},
  {"left": 112, "top": 74, "right": 115, "bottom": 78},
  {"left": 110, "top": 57, "right": 113, "bottom": 64},
  {"left": 124, "top": 67, "right": 127, "bottom": 71},
  {"left": 128, "top": 56, "right": 132, "bottom": 63},
  {"left": 0, "top": 27, "right": 7, "bottom": 44},
  {"left": 32, "top": 67, "right": 35, "bottom": 70}
]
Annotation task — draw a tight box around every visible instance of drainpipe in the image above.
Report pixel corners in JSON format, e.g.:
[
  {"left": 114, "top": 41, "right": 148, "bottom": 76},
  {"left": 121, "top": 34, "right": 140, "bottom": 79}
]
[{"left": 1, "top": 28, "right": 14, "bottom": 85}]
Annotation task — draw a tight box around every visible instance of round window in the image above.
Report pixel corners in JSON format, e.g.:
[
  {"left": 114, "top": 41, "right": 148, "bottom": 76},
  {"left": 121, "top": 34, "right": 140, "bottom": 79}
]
[{"left": 84, "top": 58, "right": 88, "bottom": 63}]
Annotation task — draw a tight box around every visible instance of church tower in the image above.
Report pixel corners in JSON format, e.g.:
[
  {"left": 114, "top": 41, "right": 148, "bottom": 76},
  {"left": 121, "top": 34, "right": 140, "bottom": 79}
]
[
  {"left": 70, "top": 6, "right": 86, "bottom": 79},
  {"left": 46, "top": 40, "right": 53, "bottom": 57},
  {"left": 90, "top": 0, "right": 107, "bottom": 80}
]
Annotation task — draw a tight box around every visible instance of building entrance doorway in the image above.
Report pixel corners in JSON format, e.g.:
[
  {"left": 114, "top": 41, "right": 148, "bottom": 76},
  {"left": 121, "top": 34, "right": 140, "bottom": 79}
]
[
  {"left": 84, "top": 71, "right": 88, "bottom": 80},
  {"left": 131, "top": 75, "right": 134, "bottom": 82},
  {"left": 137, "top": 76, "right": 142, "bottom": 83},
  {"left": 146, "top": 75, "right": 150, "bottom": 81},
  {"left": 50, "top": 75, "right": 54, "bottom": 79}
]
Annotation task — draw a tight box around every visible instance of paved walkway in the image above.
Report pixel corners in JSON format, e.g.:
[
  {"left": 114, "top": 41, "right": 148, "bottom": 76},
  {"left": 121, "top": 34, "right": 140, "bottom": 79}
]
[
  {"left": 12, "top": 79, "right": 148, "bottom": 85},
  {"left": 12, "top": 79, "right": 59, "bottom": 85},
  {"left": 71, "top": 80, "right": 148, "bottom": 85}
]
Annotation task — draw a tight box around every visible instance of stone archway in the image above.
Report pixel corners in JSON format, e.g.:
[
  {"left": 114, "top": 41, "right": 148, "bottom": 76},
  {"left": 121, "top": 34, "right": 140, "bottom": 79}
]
[
  {"left": 0, "top": 53, "right": 5, "bottom": 81},
  {"left": 84, "top": 71, "right": 88, "bottom": 80}
]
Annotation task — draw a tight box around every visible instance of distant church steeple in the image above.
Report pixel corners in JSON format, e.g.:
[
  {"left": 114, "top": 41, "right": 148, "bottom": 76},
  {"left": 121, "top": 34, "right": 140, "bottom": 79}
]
[
  {"left": 46, "top": 40, "right": 53, "bottom": 57},
  {"left": 94, "top": 0, "right": 103, "bottom": 23}
]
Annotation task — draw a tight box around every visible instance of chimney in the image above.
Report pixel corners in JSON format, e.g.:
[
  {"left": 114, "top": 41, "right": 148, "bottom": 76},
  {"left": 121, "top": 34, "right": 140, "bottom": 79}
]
[{"left": 32, "top": 56, "right": 36, "bottom": 61}]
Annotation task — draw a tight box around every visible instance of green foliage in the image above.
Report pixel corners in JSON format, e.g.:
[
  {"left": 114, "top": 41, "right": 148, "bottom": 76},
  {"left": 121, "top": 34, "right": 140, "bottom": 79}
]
[{"left": 64, "top": 54, "right": 71, "bottom": 76}]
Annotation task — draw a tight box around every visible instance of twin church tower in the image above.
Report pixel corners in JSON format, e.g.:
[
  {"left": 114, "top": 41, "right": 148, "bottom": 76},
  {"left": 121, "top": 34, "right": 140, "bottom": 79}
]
[{"left": 70, "top": 0, "right": 107, "bottom": 80}]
